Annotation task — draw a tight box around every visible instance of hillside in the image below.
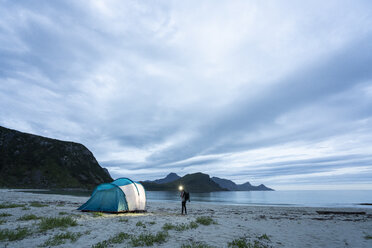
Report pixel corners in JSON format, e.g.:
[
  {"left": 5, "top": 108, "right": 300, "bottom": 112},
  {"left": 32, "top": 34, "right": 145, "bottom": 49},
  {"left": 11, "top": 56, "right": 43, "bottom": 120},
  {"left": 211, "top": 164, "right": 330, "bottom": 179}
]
[
  {"left": 211, "top": 177, "right": 274, "bottom": 191},
  {"left": 152, "top": 173, "right": 181, "bottom": 184},
  {"left": 141, "top": 172, "right": 226, "bottom": 193},
  {"left": 0, "top": 126, "right": 112, "bottom": 189}
]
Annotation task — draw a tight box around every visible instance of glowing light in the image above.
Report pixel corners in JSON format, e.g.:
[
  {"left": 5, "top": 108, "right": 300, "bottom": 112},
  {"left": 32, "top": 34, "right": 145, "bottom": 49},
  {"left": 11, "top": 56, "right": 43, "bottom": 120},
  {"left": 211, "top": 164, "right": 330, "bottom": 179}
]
[{"left": 178, "top": 185, "right": 183, "bottom": 191}]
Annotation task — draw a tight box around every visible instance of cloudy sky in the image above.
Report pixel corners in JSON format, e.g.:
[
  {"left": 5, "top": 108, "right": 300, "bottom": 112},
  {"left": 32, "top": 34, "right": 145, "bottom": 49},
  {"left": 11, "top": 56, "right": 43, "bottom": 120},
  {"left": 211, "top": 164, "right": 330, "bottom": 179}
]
[{"left": 1, "top": 0, "right": 372, "bottom": 190}]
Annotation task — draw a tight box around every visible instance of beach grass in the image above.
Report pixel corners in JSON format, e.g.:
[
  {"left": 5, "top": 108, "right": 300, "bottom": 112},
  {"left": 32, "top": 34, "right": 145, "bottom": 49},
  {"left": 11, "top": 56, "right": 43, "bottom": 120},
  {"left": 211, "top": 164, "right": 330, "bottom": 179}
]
[
  {"left": 30, "top": 201, "right": 48, "bottom": 207},
  {"left": 162, "top": 223, "right": 174, "bottom": 230},
  {"left": 228, "top": 237, "right": 269, "bottom": 248},
  {"left": 39, "top": 231, "right": 82, "bottom": 247},
  {"left": 59, "top": 211, "right": 68, "bottom": 215},
  {"left": 0, "top": 227, "right": 31, "bottom": 241},
  {"left": 92, "top": 212, "right": 104, "bottom": 218},
  {"left": 196, "top": 216, "right": 216, "bottom": 225},
  {"left": 181, "top": 241, "right": 215, "bottom": 248},
  {"left": 91, "top": 231, "right": 168, "bottom": 248},
  {"left": 91, "top": 232, "right": 132, "bottom": 248},
  {"left": 257, "top": 234, "right": 270, "bottom": 241},
  {"left": 92, "top": 241, "right": 110, "bottom": 248},
  {"left": 0, "top": 213, "right": 12, "bottom": 217},
  {"left": 148, "top": 221, "right": 156, "bottom": 225},
  {"left": 136, "top": 221, "right": 146, "bottom": 228},
  {"left": 228, "top": 238, "right": 249, "bottom": 248},
  {"left": 39, "top": 216, "right": 78, "bottom": 231},
  {"left": 18, "top": 214, "right": 41, "bottom": 221},
  {"left": 118, "top": 217, "right": 128, "bottom": 222},
  {"left": 162, "top": 221, "right": 199, "bottom": 231},
  {"left": 0, "top": 203, "right": 26, "bottom": 209},
  {"left": 365, "top": 235, "right": 372, "bottom": 240},
  {"left": 109, "top": 232, "right": 131, "bottom": 243},
  {"left": 130, "top": 231, "right": 168, "bottom": 247},
  {"left": 189, "top": 221, "right": 199, "bottom": 228},
  {"left": 22, "top": 206, "right": 31, "bottom": 211},
  {"left": 0, "top": 219, "right": 6, "bottom": 225}
]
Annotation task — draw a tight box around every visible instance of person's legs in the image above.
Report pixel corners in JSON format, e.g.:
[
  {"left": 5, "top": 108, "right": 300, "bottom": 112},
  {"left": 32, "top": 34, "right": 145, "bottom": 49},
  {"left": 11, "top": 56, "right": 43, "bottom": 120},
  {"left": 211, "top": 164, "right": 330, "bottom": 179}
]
[
  {"left": 182, "top": 201, "right": 185, "bottom": 214},
  {"left": 184, "top": 202, "right": 187, "bottom": 215}
]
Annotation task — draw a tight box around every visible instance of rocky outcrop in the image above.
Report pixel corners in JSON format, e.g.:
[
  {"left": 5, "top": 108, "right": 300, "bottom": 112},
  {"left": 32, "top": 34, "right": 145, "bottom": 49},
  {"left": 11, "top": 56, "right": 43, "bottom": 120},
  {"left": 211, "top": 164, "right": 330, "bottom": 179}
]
[{"left": 0, "top": 126, "right": 112, "bottom": 189}]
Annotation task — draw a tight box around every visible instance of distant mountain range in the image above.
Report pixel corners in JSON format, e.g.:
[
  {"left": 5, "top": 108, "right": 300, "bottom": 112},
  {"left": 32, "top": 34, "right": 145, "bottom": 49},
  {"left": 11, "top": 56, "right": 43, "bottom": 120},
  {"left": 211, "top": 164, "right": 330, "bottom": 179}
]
[
  {"left": 141, "top": 172, "right": 223, "bottom": 193},
  {"left": 141, "top": 173, "right": 274, "bottom": 192},
  {"left": 151, "top": 172, "right": 181, "bottom": 184},
  {"left": 211, "top": 177, "right": 273, "bottom": 191},
  {"left": 0, "top": 126, "right": 112, "bottom": 189}
]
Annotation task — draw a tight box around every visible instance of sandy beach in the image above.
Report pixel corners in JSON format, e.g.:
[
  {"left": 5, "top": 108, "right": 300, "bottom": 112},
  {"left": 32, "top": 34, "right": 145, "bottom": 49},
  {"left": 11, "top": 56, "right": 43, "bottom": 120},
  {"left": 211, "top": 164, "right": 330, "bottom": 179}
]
[{"left": 0, "top": 189, "right": 371, "bottom": 248}]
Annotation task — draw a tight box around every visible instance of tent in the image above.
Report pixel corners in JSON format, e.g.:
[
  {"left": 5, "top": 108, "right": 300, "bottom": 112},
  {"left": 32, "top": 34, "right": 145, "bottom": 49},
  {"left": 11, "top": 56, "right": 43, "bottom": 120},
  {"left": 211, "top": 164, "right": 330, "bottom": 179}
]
[{"left": 78, "top": 178, "right": 146, "bottom": 213}]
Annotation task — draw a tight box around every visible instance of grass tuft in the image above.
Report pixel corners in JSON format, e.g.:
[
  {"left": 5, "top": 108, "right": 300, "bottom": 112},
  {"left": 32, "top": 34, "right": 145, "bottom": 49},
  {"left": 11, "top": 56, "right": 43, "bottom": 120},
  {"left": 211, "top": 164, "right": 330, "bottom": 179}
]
[
  {"left": 257, "top": 234, "right": 270, "bottom": 241},
  {"left": 22, "top": 207, "right": 31, "bottom": 211},
  {"left": 365, "top": 235, "right": 372, "bottom": 240},
  {"left": 59, "top": 212, "right": 68, "bottom": 215},
  {"left": 189, "top": 221, "right": 199, "bottom": 229},
  {"left": 130, "top": 231, "right": 168, "bottom": 247},
  {"left": 162, "top": 221, "right": 198, "bottom": 232},
  {"left": 39, "top": 216, "right": 77, "bottom": 232},
  {"left": 0, "top": 203, "right": 26, "bottom": 209},
  {"left": 0, "top": 213, "right": 12, "bottom": 217},
  {"left": 0, "top": 220, "right": 6, "bottom": 225},
  {"left": 18, "top": 214, "right": 41, "bottom": 221},
  {"left": 92, "top": 240, "right": 109, "bottom": 248},
  {"left": 91, "top": 231, "right": 168, "bottom": 248},
  {"left": 92, "top": 212, "right": 104, "bottom": 218},
  {"left": 136, "top": 221, "right": 146, "bottom": 228},
  {"left": 92, "top": 240, "right": 110, "bottom": 248},
  {"left": 228, "top": 237, "right": 270, "bottom": 248},
  {"left": 0, "top": 227, "right": 31, "bottom": 241},
  {"left": 110, "top": 232, "right": 132, "bottom": 243},
  {"left": 181, "top": 241, "right": 215, "bottom": 248},
  {"left": 118, "top": 217, "right": 128, "bottom": 222},
  {"left": 39, "top": 231, "right": 82, "bottom": 247},
  {"left": 91, "top": 232, "right": 131, "bottom": 248},
  {"left": 196, "top": 216, "right": 216, "bottom": 226}
]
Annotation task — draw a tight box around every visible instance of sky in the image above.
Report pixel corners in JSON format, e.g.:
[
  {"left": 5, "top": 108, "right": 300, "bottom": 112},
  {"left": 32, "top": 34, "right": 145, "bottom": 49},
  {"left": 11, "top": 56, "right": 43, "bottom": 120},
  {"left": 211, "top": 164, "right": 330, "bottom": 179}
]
[{"left": 1, "top": 0, "right": 372, "bottom": 190}]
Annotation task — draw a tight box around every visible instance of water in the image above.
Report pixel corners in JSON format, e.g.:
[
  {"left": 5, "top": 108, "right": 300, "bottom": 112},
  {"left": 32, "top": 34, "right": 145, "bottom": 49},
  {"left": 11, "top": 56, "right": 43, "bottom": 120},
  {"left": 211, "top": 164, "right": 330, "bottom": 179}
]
[{"left": 146, "top": 190, "right": 372, "bottom": 208}]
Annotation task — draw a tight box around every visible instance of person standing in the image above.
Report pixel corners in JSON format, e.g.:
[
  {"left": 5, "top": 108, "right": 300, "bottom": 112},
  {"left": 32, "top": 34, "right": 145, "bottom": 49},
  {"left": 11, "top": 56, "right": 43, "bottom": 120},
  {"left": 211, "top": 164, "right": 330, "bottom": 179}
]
[{"left": 180, "top": 189, "right": 187, "bottom": 215}]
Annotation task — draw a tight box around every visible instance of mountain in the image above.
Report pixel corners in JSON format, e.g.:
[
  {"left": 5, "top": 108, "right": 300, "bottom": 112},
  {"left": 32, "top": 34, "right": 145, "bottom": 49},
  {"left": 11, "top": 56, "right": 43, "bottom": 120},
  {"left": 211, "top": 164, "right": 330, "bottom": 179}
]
[
  {"left": 153, "top": 173, "right": 181, "bottom": 184},
  {"left": 141, "top": 172, "right": 226, "bottom": 193},
  {"left": 0, "top": 126, "right": 112, "bottom": 189},
  {"left": 211, "top": 177, "right": 274, "bottom": 191},
  {"left": 211, "top": 177, "right": 239, "bottom": 191}
]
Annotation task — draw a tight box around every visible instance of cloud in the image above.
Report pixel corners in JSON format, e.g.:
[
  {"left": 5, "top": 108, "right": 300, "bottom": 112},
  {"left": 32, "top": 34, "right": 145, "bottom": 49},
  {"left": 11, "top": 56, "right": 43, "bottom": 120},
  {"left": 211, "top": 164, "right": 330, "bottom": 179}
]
[{"left": 1, "top": 0, "right": 372, "bottom": 189}]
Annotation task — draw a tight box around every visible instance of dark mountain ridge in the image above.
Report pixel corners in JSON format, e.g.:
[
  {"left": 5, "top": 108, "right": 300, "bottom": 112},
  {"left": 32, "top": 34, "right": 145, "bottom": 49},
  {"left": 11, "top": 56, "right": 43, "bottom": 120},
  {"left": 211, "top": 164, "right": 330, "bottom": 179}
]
[
  {"left": 141, "top": 172, "right": 225, "bottom": 193},
  {"left": 211, "top": 177, "right": 274, "bottom": 191},
  {"left": 141, "top": 172, "right": 274, "bottom": 192},
  {"left": 151, "top": 172, "right": 181, "bottom": 184},
  {"left": 0, "top": 126, "right": 112, "bottom": 189}
]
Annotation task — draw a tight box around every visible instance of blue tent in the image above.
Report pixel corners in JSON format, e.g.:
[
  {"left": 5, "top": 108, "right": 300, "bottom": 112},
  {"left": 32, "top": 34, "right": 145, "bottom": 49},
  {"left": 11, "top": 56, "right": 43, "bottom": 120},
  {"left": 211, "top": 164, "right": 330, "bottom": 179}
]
[{"left": 78, "top": 178, "right": 146, "bottom": 213}]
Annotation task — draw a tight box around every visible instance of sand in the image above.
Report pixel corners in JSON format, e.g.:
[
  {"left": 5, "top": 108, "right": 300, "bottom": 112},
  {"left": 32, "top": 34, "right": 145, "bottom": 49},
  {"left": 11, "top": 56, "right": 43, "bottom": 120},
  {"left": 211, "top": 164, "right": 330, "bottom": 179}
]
[{"left": 0, "top": 189, "right": 371, "bottom": 248}]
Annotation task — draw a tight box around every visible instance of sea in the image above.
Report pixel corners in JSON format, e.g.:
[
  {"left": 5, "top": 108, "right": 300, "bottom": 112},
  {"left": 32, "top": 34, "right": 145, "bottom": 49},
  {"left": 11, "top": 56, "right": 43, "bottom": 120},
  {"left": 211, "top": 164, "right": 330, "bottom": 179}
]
[
  {"left": 21, "top": 189, "right": 372, "bottom": 208},
  {"left": 146, "top": 190, "right": 372, "bottom": 208}
]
